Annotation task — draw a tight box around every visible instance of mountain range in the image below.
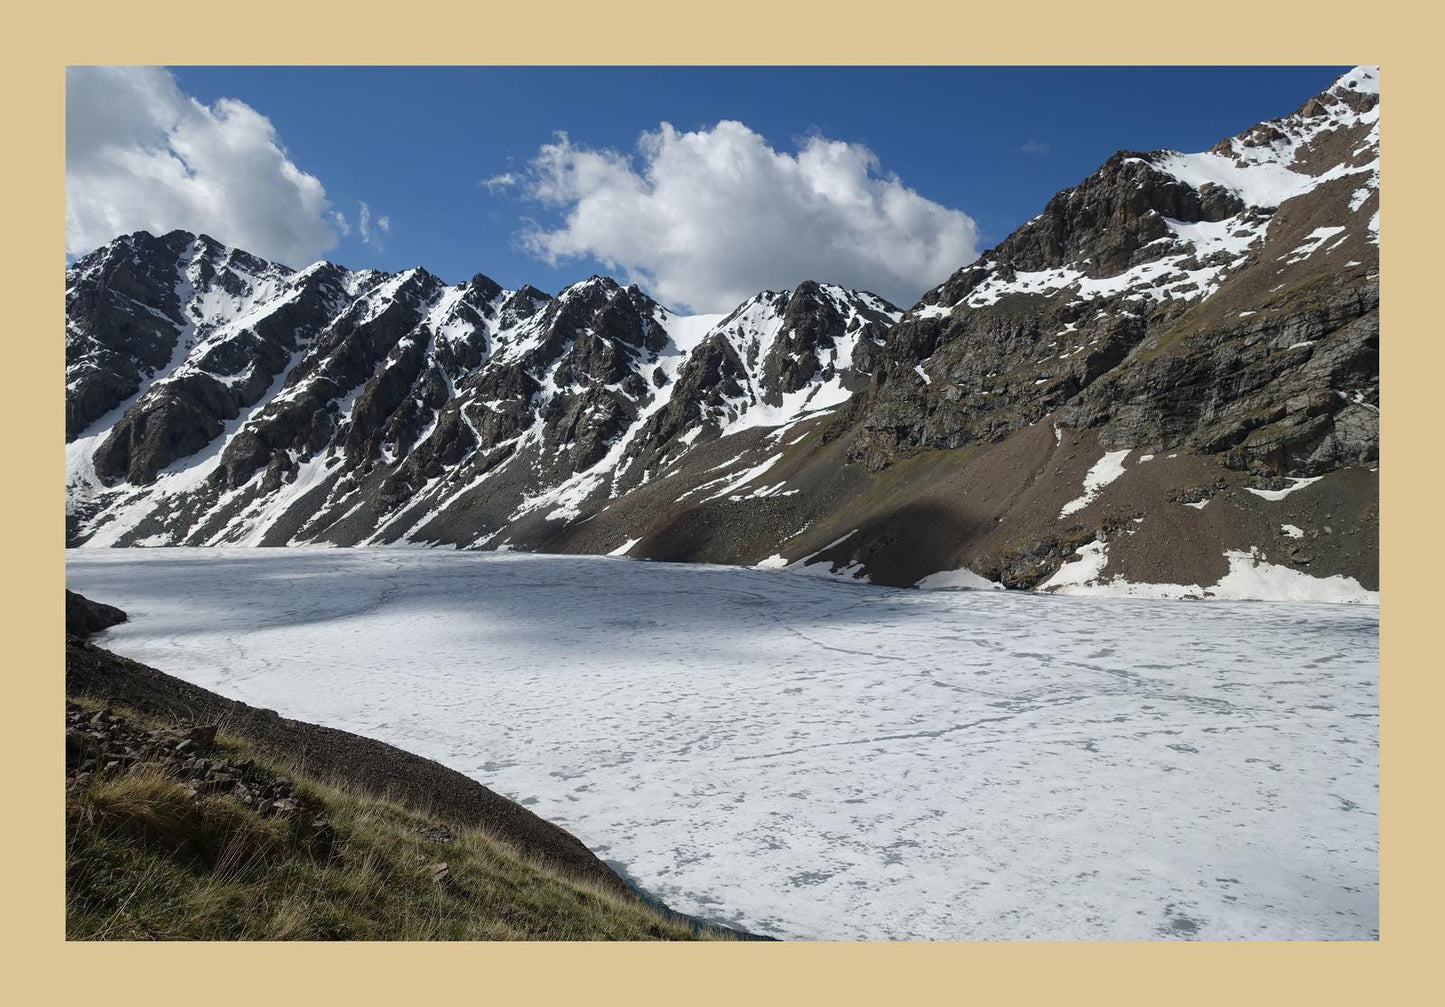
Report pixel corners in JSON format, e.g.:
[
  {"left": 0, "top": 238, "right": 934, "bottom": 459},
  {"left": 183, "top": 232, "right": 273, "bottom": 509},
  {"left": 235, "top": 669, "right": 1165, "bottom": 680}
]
[{"left": 65, "top": 66, "right": 1380, "bottom": 601}]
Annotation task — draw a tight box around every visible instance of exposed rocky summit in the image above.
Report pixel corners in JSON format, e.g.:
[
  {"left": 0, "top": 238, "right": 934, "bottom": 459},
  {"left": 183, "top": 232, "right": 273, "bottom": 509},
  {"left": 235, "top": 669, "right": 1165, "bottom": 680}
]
[
  {"left": 853, "top": 65, "right": 1379, "bottom": 480},
  {"left": 65, "top": 68, "right": 1379, "bottom": 600}
]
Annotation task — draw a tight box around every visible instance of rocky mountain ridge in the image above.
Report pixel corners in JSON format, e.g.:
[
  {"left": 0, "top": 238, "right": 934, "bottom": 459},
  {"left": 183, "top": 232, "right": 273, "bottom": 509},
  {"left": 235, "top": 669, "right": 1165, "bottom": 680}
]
[
  {"left": 66, "top": 67, "right": 1380, "bottom": 601},
  {"left": 67, "top": 234, "right": 899, "bottom": 549},
  {"left": 853, "top": 65, "right": 1378, "bottom": 475}
]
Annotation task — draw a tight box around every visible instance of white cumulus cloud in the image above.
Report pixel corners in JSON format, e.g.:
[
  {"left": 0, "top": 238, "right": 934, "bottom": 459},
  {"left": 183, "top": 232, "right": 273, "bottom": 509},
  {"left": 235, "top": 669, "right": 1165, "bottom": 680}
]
[
  {"left": 66, "top": 66, "right": 340, "bottom": 266},
  {"left": 512, "top": 121, "right": 978, "bottom": 311}
]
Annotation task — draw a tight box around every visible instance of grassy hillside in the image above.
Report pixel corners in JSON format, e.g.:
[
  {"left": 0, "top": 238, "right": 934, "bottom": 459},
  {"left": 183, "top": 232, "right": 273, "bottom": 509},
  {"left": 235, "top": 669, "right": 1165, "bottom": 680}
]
[{"left": 65, "top": 698, "right": 709, "bottom": 941}]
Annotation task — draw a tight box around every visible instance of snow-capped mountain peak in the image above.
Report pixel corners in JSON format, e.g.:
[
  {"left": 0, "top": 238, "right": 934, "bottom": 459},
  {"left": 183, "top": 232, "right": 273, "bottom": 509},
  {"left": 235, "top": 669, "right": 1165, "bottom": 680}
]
[{"left": 66, "top": 233, "right": 899, "bottom": 549}]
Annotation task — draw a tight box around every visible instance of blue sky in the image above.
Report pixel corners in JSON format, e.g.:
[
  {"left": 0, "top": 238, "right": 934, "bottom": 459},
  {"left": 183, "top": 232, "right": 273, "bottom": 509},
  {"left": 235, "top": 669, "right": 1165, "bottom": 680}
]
[{"left": 69, "top": 66, "right": 1350, "bottom": 311}]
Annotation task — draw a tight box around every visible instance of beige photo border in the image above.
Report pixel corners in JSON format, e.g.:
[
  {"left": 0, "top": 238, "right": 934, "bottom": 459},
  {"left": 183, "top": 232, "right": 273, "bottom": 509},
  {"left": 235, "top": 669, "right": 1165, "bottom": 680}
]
[{"left": 4, "top": 2, "right": 1434, "bottom": 1002}]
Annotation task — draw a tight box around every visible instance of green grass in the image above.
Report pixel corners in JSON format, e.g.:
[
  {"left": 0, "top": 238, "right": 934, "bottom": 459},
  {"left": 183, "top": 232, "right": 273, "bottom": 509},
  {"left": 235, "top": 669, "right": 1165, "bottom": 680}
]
[{"left": 65, "top": 701, "right": 712, "bottom": 941}]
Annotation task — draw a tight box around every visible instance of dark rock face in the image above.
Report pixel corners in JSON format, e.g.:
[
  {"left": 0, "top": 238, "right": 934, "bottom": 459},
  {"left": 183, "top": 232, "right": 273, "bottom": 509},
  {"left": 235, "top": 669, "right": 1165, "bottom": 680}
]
[
  {"left": 991, "top": 531, "right": 1100, "bottom": 590},
  {"left": 75, "top": 239, "right": 354, "bottom": 485},
  {"left": 975, "top": 152, "right": 1243, "bottom": 280},
  {"left": 757, "top": 282, "right": 899, "bottom": 403},
  {"left": 760, "top": 282, "right": 847, "bottom": 400},
  {"left": 65, "top": 591, "right": 127, "bottom": 637},
  {"left": 66, "top": 230, "right": 197, "bottom": 438},
  {"left": 851, "top": 71, "right": 1379, "bottom": 482},
  {"left": 1065, "top": 282, "right": 1379, "bottom": 475},
  {"left": 629, "top": 333, "right": 751, "bottom": 470}
]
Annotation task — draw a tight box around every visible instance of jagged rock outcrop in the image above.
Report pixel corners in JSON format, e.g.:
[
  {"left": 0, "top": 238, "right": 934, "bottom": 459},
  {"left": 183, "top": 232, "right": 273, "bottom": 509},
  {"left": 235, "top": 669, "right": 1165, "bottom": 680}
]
[
  {"left": 65, "top": 590, "right": 127, "bottom": 637},
  {"left": 852, "top": 66, "right": 1379, "bottom": 481},
  {"left": 66, "top": 239, "right": 899, "bottom": 548}
]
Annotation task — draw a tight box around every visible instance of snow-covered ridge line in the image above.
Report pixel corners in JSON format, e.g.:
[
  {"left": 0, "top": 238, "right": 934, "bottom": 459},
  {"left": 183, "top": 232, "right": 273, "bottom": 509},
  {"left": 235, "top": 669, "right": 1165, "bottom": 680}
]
[
  {"left": 1148, "top": 65, "right": 1378, "bottom": 210},
  {"left": 67, "top": 229, "right": 902, "bottom": 550},
  {"left": 928, "top": 65, "right": 1379, "bottom": 319}
]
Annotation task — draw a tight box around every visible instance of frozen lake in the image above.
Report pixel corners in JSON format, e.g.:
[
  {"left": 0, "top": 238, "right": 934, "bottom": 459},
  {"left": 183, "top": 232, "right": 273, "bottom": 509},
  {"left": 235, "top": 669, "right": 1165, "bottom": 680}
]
[{"left": 65, "top": 548, "right": 1378, "bottom": 940}]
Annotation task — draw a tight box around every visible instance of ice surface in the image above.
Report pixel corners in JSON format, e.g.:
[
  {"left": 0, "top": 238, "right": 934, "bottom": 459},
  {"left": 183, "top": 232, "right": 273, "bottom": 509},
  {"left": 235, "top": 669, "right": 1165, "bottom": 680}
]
[{"left": 66, "top": 549, "right": 1377, "bottom": 941}]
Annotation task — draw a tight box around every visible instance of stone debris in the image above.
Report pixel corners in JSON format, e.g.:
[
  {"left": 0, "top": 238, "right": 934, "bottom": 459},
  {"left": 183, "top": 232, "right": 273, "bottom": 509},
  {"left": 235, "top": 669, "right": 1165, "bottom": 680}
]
[{"left": 65, "top": 702, "right": 335, "bottom": 844}]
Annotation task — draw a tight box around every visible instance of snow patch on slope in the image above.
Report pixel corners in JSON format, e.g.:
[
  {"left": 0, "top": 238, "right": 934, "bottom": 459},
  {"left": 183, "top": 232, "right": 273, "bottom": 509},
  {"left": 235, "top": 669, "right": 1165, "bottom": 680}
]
[
  {"left": 1041, "top": 538, "right": 1376, "bottom": 605},
  {"left": 1059, "top": 449, "right": 1131, "bottom": 518},
  {"left": 1244, "top": 476, "right": 1322, "bottom": 501},
  {"left": 915, "top": 566, "right": 1004, "bottom": 591}
]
